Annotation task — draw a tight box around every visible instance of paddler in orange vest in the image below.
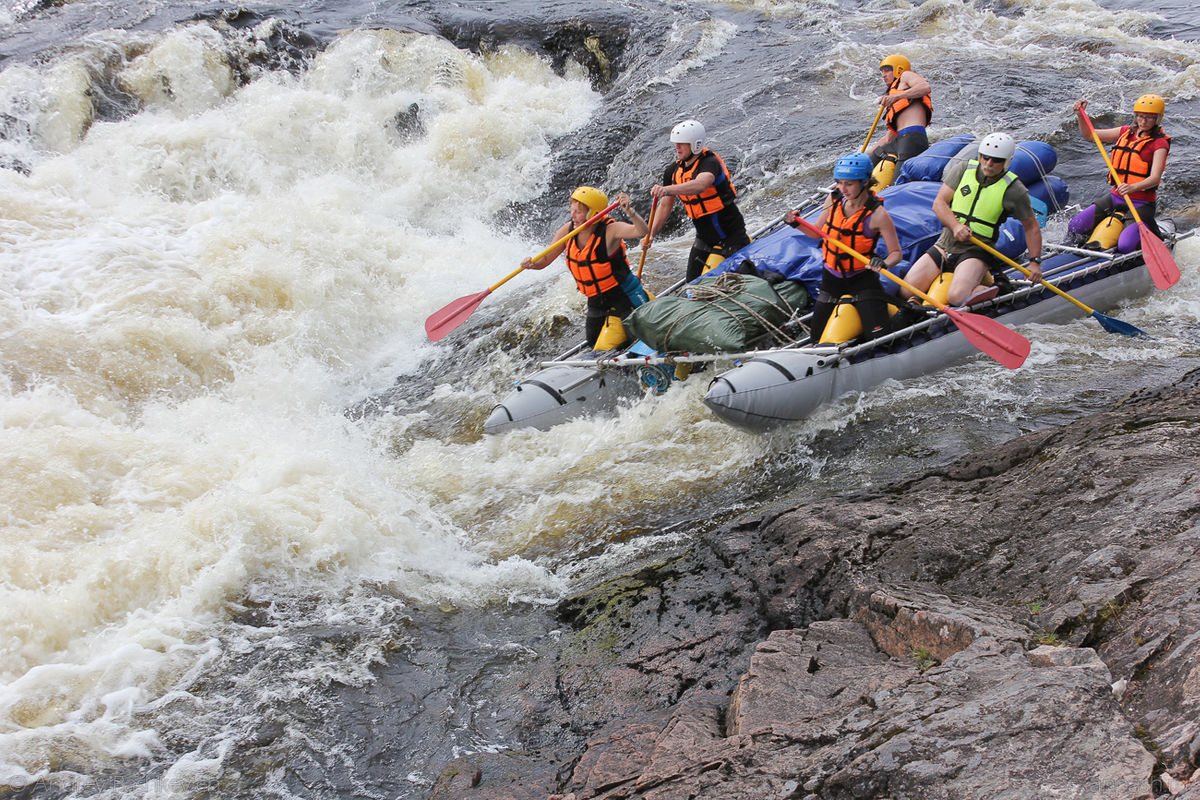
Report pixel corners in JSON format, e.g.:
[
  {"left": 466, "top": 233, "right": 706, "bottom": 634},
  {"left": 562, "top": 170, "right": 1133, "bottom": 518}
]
[
  {"left": 1068, "top": 95, "right": 1170, "bottom": 253},
  {"left": 521, "top": 187, "right": 650, "bottom": 348},
  {"left": 784, "top": 153, "right": 902, "bottom": 343},
  {"left": 649, "top": 119, "right": 751, "bottom": 282},
  {"left": 867, "top": 55, "right": 933, "bottom": 188}
]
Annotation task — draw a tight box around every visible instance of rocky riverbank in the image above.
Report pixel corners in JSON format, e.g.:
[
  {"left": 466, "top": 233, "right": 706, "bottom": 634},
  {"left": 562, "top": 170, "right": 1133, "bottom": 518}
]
[{"left": 431, "top": 367, "right": 1200, "bottom": 800}]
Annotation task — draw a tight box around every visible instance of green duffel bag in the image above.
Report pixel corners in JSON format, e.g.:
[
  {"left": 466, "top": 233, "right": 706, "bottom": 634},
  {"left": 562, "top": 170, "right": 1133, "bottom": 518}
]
[{"left": 623, "top": 273, "right": 810, "bottom": 353}]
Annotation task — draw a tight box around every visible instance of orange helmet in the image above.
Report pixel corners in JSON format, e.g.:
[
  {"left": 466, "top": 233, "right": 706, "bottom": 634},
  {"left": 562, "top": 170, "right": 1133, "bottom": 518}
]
[
  {"left": 1133, "top": 94, "right": 1165, "bottom": 117},
  {"left": 880, "top": 54, "right": 910, "bottom": 78}
]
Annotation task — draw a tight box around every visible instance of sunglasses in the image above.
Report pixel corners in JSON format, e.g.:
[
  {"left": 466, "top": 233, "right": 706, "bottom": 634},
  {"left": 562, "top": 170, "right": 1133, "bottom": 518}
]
[{"left": 979, "top": 155, "right": 1005, "bottom": 164}]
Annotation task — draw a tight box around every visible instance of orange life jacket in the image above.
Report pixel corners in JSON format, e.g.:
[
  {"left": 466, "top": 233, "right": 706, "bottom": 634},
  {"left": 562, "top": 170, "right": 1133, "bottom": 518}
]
[
  {"left": 1109, "top": 126, "right": 1169, "bottom": 202},
  {"left": 885, "top": 77, "right": 933, "bottom": 134},
  {"left": 672, "top": 149, "right": 738, "bottom": 220},
  {"left": 821, "top": 193, "right": 881, "bottom": 275},
  {"left": 566, "top": 218, "right": 629, "bottom": 297}
]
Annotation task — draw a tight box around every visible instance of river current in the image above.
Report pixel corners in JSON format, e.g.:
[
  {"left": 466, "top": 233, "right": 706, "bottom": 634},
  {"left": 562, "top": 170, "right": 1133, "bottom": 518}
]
[{"left": 1, "top": 0, "right": 1199, "bottom": 797}]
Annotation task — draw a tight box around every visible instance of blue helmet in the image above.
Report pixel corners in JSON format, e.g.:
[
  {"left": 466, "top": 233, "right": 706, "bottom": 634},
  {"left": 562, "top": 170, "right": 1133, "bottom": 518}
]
[{"left": 833, "top": 152, "right": 874, "bottom": 182}]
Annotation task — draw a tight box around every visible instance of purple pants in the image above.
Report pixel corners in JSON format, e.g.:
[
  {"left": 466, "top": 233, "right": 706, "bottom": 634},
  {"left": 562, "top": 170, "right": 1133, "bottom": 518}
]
[{"left": 1068, "top": 192, "right": 1155, "bottom": 253}]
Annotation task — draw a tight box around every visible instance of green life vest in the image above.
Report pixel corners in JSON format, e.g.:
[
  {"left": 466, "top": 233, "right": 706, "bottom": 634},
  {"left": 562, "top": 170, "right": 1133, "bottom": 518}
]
[{"left": 950, "top": 161, "right": 1015, "bottom": 242}]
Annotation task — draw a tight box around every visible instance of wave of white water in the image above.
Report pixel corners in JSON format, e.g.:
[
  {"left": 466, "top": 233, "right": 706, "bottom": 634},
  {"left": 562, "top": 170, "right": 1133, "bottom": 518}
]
[
  {"left": 1, "top": 1, "right": 1199, "bottom": 795},
  {"left": 0, "top": 23, "right": 610, "bottom": 789}
]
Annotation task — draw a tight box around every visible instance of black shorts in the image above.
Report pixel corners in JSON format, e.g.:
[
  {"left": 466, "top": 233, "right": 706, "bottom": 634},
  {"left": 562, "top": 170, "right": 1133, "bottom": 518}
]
[
  {"left": 871, "top": 129, "right": 930, "bottom": 165},
  {"left": 931, "top": 244, "right": 1004, "bottom": 275}
]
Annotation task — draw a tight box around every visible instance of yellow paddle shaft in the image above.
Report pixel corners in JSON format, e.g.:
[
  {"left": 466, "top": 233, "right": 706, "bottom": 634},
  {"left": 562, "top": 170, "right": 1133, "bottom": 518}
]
[
  {"left": 814, "top": 223, "right": 945, "bottom": 310},
  {"left": 1084, "top": 122, "right": 1148, "bottom": 227},
  {"left": 862, "top": 103, "right": 885, "bottom": 153},
  {"left": 636, "top": 197, "right": 659, "bottom": 279},
  {"left": 968, "top": 235, "right": 1097, "bottom": 315}
]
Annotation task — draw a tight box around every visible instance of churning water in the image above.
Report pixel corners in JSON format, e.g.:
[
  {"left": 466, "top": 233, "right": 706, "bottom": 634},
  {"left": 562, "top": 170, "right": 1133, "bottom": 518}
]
[{"left": 1, "top": 0, "right": 1199, "bottom": 796}]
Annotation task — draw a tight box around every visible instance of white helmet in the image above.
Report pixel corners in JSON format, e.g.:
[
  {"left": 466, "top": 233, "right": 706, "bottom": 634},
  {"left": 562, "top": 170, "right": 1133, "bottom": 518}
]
[
  {"left": 670, "top": 119, "right": 706, "bottom": 156},
  {"left": 978, "top": 132, "right": 1016, "bottom": 164}
]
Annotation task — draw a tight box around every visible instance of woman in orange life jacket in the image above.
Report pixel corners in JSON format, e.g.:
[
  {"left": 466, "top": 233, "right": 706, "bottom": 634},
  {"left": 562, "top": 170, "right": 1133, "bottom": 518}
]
[
  {"left": 784, "top": 152, "right": 902, "bottom": 343},
  {"left": 867, "top": 55, "right": 933, "bottom": 175},
  {"left": 649, "top": 119, "right": 751, "bottom": 282},
  {"left": 1068, "top": 95, "right": 1170, "bottom": 253},
  {"left": 521, "top": 187, "right": 650, "bottom": 348}
]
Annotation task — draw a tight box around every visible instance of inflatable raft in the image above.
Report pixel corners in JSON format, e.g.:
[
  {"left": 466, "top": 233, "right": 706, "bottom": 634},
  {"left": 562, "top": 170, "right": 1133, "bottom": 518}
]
[
  {"left": 484, "top": 136, "right": 1183, "bottom": 434},
  {"left": 702, "top": 241, "right": 1172, "bottom": 431}
]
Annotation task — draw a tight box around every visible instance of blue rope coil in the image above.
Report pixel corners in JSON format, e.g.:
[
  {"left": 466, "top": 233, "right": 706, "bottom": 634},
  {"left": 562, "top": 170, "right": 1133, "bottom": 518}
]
[{"left": 637, "top": 364, "right": 673, "bottom": 393}]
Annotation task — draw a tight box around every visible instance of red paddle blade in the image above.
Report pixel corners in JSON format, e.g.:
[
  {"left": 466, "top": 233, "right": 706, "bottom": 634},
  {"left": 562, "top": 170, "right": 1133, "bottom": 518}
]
[
  {"left": 425, "top": 289, "right": 492, "bottom": 341},
  {"left": 1138, "top": 223, "right": 1180, "bottom": 290},
  {"left": 945, "top": 307, "right": 1031, "bottom": 369}
]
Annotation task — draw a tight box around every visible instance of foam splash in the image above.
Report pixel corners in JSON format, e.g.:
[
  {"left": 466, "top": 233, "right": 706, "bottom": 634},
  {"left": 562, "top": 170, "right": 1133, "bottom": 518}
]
[{"left": 0, "top": 22, "right": 591, "bottom": 787}]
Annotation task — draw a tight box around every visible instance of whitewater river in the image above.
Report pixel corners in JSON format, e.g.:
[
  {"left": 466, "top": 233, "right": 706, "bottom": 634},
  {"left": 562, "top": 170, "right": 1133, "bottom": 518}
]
[{"left": 1, "top": 0, "right": 1199, "bottom": 797}]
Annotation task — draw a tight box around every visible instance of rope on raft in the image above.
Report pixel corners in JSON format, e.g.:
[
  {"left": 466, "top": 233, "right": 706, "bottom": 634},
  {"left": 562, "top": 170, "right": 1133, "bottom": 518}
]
[{"left": 658, "top": 272, "right": 807, "bottom": 349}]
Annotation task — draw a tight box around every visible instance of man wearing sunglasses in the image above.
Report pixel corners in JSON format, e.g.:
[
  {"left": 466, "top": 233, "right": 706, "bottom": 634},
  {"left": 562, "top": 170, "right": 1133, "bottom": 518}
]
[{"left": 901, "top": 132, "right": 1043, "bottom": 308}]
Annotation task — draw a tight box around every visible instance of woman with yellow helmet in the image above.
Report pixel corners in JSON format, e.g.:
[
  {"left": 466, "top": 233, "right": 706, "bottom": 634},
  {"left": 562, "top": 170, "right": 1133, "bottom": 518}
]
[
  {"left": 521, "top": 187, "right": 650, "bottom": 349},
  {"left": 1068, "top": 95, "right": 1170, "bottom": 252}
]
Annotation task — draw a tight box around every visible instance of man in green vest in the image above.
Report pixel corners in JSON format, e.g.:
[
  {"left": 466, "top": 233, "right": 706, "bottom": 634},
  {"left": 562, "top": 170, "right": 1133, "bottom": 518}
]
[{"left": 902, "top": 132, "right": 1043, "bottom": 308}]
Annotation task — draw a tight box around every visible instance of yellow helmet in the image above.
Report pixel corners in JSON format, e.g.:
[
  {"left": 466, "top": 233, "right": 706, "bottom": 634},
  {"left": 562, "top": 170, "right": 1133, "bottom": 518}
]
[
  {"left": 570, "top": 186, "right": 608, "bottom": 215},
  {"left": 880, "top": 54, "right": 910, "bottom": 78},
  {"left": 1133, "top": 94, "right": 1165, "bottom": 117}
]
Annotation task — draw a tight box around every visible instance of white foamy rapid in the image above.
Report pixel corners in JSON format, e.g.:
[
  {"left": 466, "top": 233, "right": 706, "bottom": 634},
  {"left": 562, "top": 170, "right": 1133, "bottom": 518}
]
[
  {"left": 2, "top": 0, "right": 1200, "bottom": 795},
  {"left": 0, "top": 22, "right": 636, "bottom": 790}
]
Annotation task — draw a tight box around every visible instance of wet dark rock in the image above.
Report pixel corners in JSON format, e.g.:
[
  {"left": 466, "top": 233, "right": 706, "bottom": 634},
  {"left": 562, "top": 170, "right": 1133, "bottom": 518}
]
[
  {"left": 433, "top": 367, "right": 1200, "bottom": 798},
  {"left": 428, "top": 3, "right": 656, "bottom": 92},
  {"left": 198, "top": 10, "right": 323, "bottom": 78},
  {"left": 390, "top": 102, "right": 424, "bottom": 142}
]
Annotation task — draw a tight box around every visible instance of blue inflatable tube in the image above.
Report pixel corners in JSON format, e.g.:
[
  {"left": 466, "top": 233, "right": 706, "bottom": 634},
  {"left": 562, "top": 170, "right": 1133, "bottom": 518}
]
[
  {"left": 896, "top": 133, "right": 976, "bottom": 185},
  {"left": 1012, "top": 141, "right": 1058, "bottom": 186}
]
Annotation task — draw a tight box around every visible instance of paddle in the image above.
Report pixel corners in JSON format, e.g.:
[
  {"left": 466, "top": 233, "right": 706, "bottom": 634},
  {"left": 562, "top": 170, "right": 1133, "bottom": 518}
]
[
  {"left": 1078, "top": 110, "right": 1179, "bottom": 290},
  {"left": 636, "top": 196, "right": 659, "bottom": 280},
  {"left": 796, "top": 218, "right": 1030, "bottom": 369},
  {"left": 968, "top": 235, "right": 1146, "bottom": 337},
  {"left": 425, "top": 200, "right": 621, "bottom": 341},
  {"left": 862, "top": 102, "right": 885, "bottom": 153}
]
